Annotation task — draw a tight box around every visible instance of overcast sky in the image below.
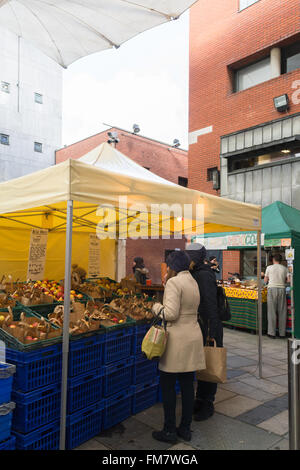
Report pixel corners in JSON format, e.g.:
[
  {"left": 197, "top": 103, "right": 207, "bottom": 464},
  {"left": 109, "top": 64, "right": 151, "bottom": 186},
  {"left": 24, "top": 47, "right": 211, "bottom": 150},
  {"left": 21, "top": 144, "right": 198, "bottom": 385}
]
[{"left": 62, "top": 11, "right": 189, "bottom": 150}]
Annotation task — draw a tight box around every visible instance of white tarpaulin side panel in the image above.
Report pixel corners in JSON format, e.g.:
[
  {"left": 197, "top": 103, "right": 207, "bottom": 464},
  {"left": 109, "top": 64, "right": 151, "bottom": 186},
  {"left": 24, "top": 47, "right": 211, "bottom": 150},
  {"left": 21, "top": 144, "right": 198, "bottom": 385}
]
[{"left": 0, "top": 0, "right": 199, "bottom": 67}]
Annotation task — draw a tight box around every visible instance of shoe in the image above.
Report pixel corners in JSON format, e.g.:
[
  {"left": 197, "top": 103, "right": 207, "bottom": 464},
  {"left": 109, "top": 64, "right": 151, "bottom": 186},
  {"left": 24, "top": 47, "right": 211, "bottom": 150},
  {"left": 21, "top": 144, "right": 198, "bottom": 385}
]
[
  {"left": 194, "top": 400, "right": 214, "bottom": 421},
  {"left": 177, "top": 427, "right": 192, "bottom": 442},
  {"left": 267, "top": 334, "right": 276, "bottom": 339},
  {"left": 152, "top": 430, "right": 178, "bottom": 444}
]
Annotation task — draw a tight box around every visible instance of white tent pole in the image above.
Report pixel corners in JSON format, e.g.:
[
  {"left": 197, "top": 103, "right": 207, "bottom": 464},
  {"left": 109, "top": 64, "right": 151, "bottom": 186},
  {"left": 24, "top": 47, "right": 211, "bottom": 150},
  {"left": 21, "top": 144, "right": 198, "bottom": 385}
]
[
  {"left": 59, "top": 200, "right": 73, "bottom": 450},
  {"left": 257, "top": 230, "right": 263, "bottom": 378}
]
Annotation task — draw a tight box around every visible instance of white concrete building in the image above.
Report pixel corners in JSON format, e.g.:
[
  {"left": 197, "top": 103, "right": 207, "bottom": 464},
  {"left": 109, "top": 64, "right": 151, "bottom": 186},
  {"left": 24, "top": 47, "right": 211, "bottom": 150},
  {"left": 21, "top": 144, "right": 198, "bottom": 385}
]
[{"left": 0, "top": 26, "right": 62, "bottom": 182}]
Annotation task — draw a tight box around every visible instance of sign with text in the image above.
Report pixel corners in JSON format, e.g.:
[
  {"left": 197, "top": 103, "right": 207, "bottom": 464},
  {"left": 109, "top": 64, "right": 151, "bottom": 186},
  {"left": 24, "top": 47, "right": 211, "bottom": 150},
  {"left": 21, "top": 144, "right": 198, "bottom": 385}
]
[
  {"left": 88, "top": 233, "right": 101, "bottom": 278},
  {"left": 27, "top": 229, "right": 48, "bottom": 281}
]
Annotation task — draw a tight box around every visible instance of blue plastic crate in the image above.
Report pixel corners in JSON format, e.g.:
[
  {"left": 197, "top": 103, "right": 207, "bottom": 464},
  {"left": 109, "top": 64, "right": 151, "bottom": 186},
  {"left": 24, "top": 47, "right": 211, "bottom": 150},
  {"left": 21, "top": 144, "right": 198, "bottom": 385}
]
[
  {"left": 6, "top": 344, "right": 62, "bottom": 393},
  {"left": 0, "top": 435, "right": 16, "bottom": 450},
  {"left": 132, "top": 379, "right": 159, "bottom": 415},
  {"left": 103, "top": 388, "right": 133, "bottom": 430},
  {"left": 103, "top": 327, "right": 133, "bottom": 365},
  {"left": 132, "top": 323, "right": 152, "bottom": 355},
  {"left": 0, "top": 362, "right": 16, "bottom": 405},
  {"left": 68, "top": 333, "right": 105, "bottom": 377},
  {"left": 13, "top": 420, "right": 60, "bottom": 450},
  {"left": 103, "top": 357, "right": 134, "bottom": 398},
  {"left": 133, "top": 354, "right": 158, "bottom": 385},
  {"left": 12, "top": 382, "right": 61, "bottom": 433},
  {"left": 66, "top": 401, "right": 104, "bottom": 450},
  {"left": 0, "top": 402, "right": 15, "bottom": 442},
  {"left": 68, "top": 369, "right": 103, "bottom": 414}
]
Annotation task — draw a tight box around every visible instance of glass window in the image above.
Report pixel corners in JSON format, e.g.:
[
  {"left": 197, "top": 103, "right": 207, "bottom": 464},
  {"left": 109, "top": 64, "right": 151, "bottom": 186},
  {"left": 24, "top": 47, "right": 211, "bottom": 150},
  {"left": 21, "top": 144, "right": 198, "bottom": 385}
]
[
  {"left": 0, "top": 134, "right": 9, "bottom": 145},
  {"left": 239, "top": 0, "right": 260, "bottom": 11},
  {"left": 34, "top": 142, "right": 43, "bottom": 153},
  {"left": 178, "top": 177, "right": 188, "bottom": 187},
  {"left": 235, "top": 57, "right": 271, "bottom": 92},
  {"left": 34, "top": 93, "right": 43, "bottom": 104},
  {"left": 282, "top": 42, "right": 300, "bottom": 74},
  {"left": 1, "top": 82, "right": 10, "bottom": 93},
  {"left": 228, "top": 145, "right": 300, "bottom": 173},
  {"left": 242, "top": 250, "right": 267, "bottom": 278}
]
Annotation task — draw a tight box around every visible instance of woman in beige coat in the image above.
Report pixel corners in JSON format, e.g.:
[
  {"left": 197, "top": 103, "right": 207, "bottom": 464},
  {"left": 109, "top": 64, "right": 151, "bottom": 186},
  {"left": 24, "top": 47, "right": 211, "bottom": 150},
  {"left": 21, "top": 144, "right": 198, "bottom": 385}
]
[{"left": 151, "top": 250, "right": 205, "bottom": 444}]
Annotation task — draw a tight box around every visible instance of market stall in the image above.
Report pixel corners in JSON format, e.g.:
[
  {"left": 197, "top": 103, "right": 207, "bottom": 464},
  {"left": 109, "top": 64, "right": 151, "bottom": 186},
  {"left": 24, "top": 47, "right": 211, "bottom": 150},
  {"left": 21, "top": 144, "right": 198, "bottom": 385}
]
[
  {"left": 0, "top": 149, "right": 261, "bottom": 450},
  {"left": 195, "top": 201, "right": 300, "bottom": 336}
]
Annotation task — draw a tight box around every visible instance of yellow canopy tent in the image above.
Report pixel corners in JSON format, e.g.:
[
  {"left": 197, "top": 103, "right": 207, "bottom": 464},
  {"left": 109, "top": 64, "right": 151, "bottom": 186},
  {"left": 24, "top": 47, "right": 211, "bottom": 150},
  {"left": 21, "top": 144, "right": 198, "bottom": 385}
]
[{"left": 0, "top": 148, "right": 262, "bottom": 448}]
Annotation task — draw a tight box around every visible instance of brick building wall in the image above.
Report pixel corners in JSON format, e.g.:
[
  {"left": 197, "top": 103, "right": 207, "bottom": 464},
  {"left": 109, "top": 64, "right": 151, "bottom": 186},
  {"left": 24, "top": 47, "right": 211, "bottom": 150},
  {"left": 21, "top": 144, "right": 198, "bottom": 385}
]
[
  {"left": 56, "top": 128, "right": 187, "bottom": 283},
  {"left": 189, "top": 0, "right": 300, "bottom": 278}
]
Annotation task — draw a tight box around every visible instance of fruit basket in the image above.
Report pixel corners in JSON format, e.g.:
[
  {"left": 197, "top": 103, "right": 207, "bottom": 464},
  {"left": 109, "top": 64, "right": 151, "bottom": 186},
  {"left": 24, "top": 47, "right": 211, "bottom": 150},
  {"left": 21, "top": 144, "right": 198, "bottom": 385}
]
[{"left": 0, "top": 306, "right": 62, "bottom": 351}]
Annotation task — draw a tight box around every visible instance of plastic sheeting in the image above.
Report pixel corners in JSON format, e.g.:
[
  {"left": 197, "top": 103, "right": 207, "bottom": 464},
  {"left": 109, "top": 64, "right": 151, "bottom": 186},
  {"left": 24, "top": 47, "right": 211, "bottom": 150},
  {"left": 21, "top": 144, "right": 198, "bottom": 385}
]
[{"left": 0, "top": 0, "right": 199, "bottom": 67}]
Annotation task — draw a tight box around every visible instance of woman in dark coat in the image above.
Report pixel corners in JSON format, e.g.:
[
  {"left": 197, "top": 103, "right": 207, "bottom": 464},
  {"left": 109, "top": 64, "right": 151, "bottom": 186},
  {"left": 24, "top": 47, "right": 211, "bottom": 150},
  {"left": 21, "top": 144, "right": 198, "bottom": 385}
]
[{"left": 132, "top": 257, "right": 149, "bottom": 285}]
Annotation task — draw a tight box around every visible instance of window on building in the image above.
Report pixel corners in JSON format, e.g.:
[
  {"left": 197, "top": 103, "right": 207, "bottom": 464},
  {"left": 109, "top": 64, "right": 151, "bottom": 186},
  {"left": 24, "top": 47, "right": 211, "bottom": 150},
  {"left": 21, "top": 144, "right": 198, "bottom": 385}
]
[
  {"left": 242, "top": 250, "right": 267, "bottom": 278},
  {"left": 239, "top": 0, "right": 260, "bottom": 11},
  {"left": 228, "top": 145, "right": 300, "bottom": 173},
  {"left": 0, "top": 134, "right": 9, "bottom": 145},
  {"left": 207, "top": 167, "right": 218, "bottom": 181},
  {"left": 34, "top": 142, "right": 43, "bottom": 153},
  {"left": 34, "top": 93, "right": 43, "bottom": 104},
  {"left": 178, "top": 176, "right": 188, "bottom": 187},
  {"left": 1, "top": 82, "right": 10, "bottom": 93},
  {"left": 282, "top": 42, "right": 300, "bottom": 74},
  {"left": 235, "top": 57, "right": 271, "bottom": 92}
]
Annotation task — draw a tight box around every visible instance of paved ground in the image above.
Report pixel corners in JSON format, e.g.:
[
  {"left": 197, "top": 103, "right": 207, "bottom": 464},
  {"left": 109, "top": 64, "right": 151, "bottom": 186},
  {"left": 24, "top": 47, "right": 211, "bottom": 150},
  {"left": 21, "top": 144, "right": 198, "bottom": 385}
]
[{"left": 77, "top": 328, "right": 290, "bottom": 451}]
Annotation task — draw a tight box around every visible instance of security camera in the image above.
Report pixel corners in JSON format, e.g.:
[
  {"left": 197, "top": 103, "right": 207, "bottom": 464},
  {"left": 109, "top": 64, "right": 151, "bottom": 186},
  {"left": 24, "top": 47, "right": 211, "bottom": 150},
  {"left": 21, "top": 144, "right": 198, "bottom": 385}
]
[
  {"left": 173, "top": 139, "right": 180, "bottom": 148},
  {"left": 133, "top": 124, "right": 140, "bottom": 134}
]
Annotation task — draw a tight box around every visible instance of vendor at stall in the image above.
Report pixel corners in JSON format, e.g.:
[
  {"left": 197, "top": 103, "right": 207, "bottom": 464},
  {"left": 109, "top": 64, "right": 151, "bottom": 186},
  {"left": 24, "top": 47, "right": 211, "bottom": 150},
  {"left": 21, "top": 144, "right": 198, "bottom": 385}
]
[
  {"left": 132, "top": 257, "right": 149, "bottom": 285},
  {"left": 264, "top": 254, "right": 290, "bottom": 339}
]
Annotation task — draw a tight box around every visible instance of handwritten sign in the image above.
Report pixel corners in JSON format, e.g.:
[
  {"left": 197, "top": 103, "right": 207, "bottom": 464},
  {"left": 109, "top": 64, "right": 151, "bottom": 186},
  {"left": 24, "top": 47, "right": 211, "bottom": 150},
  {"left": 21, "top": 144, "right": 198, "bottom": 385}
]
[
  {"left": 27, "top": 229, "right": 48, "bottom": 281},
  {"left": 88, "top": 234, "right": 101, "bottom": 278}
]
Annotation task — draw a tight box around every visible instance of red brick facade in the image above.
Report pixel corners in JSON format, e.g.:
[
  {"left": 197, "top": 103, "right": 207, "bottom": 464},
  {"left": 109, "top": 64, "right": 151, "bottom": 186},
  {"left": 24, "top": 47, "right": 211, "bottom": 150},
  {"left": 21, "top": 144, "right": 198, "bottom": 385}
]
[
  {"left": 189, "top": 0, "right": 300, "bottom": 278},
  {"left": 56, "top": 128, "right": 187, "bottom": 283}
]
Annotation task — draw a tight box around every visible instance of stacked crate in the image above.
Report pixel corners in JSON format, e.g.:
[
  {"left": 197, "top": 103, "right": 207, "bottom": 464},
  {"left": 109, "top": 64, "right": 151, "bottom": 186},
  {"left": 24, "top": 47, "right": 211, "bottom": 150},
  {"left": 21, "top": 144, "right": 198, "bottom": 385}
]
[
  {"left": 102, "top": 326, "right": 135, "bottom": 430},
  {"left": 65, "top": 332, "right": 105, "bottom": 449},
  {"left": 8, "top": 344, "right": 62, "bottom": 450},
  {"left": 0, "top": 362, "right": 16, "bottom": 450},
  {"left": 131, "top": 323, "right": 159, "bottom": 415}
]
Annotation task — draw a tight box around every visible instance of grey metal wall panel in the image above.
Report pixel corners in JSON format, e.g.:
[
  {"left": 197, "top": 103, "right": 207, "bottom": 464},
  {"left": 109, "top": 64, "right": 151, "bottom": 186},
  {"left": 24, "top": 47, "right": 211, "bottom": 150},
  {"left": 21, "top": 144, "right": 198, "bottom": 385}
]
[
  {"left": 293, "top": 116, "right": 300, "bottom": 135},
  {"left": 252, "top": 170, "right": 263, "bottom": 205},
  {"left": 229, "top": 135, "right": 236, "bottom": 153},
  {"left": 228, "top": 174, "right": 236, "bottom": 196},
  {"left": 245, "top": 172, "right": 253, "bottom": 203},
  {"left": 263, "top": 125, "right": 272, "bottom": 143},
  {"left": 245, "top": 130, "right": 253, "bottom": 148},
  {"left": 253, "top": 127, "right": 263, "bottom": 146},
  {"left": 292, "top": 161, "right": 300, "bottom": 209},
  {"left": 261, "top": 167, "right": 272, "bottom": 207},
  {"left": 282, "top": 119, "right": 292, "bottom": 138},
  {"left": 236, "top": 133, "right": 244, "bottom": 150},
  {"left": 221, "top": 137, "right": 228, "bottom": 154},
  {"left": 272, "top": 121, "right": 282, "bottom": 141},
  {"left": 281, "top": 163, "right": 292, "bottom": 206}
]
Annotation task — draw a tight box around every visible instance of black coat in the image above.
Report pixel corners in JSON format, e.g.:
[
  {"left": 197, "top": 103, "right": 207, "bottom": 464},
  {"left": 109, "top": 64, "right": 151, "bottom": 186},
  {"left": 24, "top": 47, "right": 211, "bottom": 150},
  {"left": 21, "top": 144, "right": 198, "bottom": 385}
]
[{"left": 190, "top": 264, "right": 223, "bottom": 343}]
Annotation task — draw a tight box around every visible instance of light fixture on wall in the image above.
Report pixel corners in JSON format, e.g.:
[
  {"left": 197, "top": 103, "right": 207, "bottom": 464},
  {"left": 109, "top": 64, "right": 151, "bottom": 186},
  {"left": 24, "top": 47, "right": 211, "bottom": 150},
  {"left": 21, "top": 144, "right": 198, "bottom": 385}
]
[
  {"left": 107, "top": 131, "right": 119, "bottom": 145},
  {"left": 274, "top": 94, "right": 289, "bottom": 113},
  {"left": 133, "top": 124, "right": 140, "bottom": 134},
  {"left": 172, "top": 139, "right": 180, "bottom": 148},
  {"left": 281, "top": 149, "right": 291, "bottom": 154}
]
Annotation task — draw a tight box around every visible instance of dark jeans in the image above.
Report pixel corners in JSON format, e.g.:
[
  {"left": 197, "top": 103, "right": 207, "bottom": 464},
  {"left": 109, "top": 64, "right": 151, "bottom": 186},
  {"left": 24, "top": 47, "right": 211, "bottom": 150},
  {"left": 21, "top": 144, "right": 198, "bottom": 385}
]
[
  {"left": 160, "top": 370, "right": 195, "bottom": 433},
  {"left": 196, "top": 318, "right": 224, "bottom": 403}
]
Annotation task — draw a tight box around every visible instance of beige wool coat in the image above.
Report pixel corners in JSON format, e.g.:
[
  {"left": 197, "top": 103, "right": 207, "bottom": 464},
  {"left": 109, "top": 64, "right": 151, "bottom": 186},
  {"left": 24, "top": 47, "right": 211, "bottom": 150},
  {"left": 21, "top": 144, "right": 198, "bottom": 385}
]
[{"left": 152, "top": 270, "right": 206, "bottom": 373}]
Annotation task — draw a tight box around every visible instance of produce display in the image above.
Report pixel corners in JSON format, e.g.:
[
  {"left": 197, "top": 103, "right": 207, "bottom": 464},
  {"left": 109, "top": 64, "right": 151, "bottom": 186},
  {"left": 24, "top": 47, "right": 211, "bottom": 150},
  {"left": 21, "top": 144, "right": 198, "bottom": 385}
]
[
  {"left": 94, "top": 295, "right": 155, "bottom": 322},
  {"left": 0, "top": 308, "right": 61, "bottom": 344},
  {"left": 48, "top": 304, "right": 102, "bottom": 335},
  {"left": 219, "top": 280, "right": 267, "bottom": 302},
  {"left": 0, "top": 294, "right": 16, "bottom": 309},
  {"left": 0, "top": 278, "right": 84, "bottom": 304},
  {"left": 76, "top": 279, "right": 130, "bottom": 299}
]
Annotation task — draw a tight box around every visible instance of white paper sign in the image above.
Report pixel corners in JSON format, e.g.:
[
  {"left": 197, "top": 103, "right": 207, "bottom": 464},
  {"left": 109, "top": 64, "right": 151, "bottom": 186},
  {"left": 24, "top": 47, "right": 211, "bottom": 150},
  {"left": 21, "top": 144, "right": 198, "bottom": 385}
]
[
  {"left": 285, "top": 249, "right": 295, "bottom": 261},
  {"left": 27, "top": 229, "right": 48, "bottom": 281},
  {"left": 88, "top": 234, "right": 101, "bottom": 278}
]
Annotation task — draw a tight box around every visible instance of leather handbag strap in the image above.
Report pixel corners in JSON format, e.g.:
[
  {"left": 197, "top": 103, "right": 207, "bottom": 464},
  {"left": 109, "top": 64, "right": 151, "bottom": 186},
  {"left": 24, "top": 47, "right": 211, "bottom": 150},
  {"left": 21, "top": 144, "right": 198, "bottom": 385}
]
[{"left": 152, "top": 306, "right": 167, "bottom": 331}]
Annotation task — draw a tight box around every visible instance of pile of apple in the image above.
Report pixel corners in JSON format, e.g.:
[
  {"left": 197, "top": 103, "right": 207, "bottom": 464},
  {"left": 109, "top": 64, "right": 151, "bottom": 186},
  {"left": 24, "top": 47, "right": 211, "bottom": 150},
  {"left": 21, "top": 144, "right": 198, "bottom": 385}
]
[{"left": 11, "top": 280, "right": 84, "bottom": 303}]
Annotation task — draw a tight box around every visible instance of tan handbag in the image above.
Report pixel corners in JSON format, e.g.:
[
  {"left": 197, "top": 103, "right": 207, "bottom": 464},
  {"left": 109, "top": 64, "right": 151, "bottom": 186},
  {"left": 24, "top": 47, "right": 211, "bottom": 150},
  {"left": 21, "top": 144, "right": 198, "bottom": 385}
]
[{"left": 197, "top": 339, "right": 227, "bottom": 384}]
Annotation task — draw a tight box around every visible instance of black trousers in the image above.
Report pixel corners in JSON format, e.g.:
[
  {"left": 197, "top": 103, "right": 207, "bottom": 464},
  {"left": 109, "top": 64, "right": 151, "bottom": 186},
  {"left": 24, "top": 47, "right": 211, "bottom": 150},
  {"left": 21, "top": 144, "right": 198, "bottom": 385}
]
[
  {"left": 160, "top": 370, "right": 195, "bottom": 433},
  {"left": 196, "top": 318, "right": 224, "bottom": 403}
]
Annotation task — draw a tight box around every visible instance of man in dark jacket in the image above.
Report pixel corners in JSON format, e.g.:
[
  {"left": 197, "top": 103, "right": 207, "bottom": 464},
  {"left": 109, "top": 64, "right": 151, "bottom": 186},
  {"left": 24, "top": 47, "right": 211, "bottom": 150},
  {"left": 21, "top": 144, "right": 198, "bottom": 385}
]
[{"left": 186, "top": 243, "right": 223, "bottom": 421}]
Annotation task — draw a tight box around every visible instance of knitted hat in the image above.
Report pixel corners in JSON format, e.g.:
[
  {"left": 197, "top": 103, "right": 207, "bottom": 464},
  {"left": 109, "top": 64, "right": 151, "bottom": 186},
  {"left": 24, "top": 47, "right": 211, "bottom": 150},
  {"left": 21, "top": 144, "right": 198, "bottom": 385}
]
[
  {"left": 185, "top": 242, "right": 207, "bottom": 265},
  {"left": 166, "top": 250, "right": 190, "bottom": 273}
]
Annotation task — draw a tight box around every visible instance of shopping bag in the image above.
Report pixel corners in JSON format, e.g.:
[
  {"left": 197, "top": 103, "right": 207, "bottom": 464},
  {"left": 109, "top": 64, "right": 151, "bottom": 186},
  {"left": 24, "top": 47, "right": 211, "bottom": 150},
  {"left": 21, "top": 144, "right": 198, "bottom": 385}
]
[
  {"left": 141, "top": 308, "right": 168, "bottom": 361},
  {"left": 196, "top": 339, "right": 227, "bottom": 383}
]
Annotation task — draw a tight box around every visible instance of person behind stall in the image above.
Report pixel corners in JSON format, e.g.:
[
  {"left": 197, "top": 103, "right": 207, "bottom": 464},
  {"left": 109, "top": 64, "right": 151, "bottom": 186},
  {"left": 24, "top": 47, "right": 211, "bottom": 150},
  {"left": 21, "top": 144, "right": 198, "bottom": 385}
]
[
  {"left": 132, "top": 257, "right": 149, "bottom": 285},
  {"left": 151, "top": 250, "right": 205, "bottom": 444},
  {"left": 186, "top": 242, "right": 223, "bottom": 421},
  {"left": 209, "top": 256, "right": 221, "bottom": 274},
  {"left": 264, "top": 253, "right": 290, "bottom": 338}
]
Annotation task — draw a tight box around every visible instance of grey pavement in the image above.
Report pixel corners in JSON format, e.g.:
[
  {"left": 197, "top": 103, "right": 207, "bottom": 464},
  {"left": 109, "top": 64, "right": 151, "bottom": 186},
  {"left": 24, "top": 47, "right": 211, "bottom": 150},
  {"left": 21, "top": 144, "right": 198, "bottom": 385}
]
[{"left": 76, "top": 328, "right": 291, "bottom": 451}]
